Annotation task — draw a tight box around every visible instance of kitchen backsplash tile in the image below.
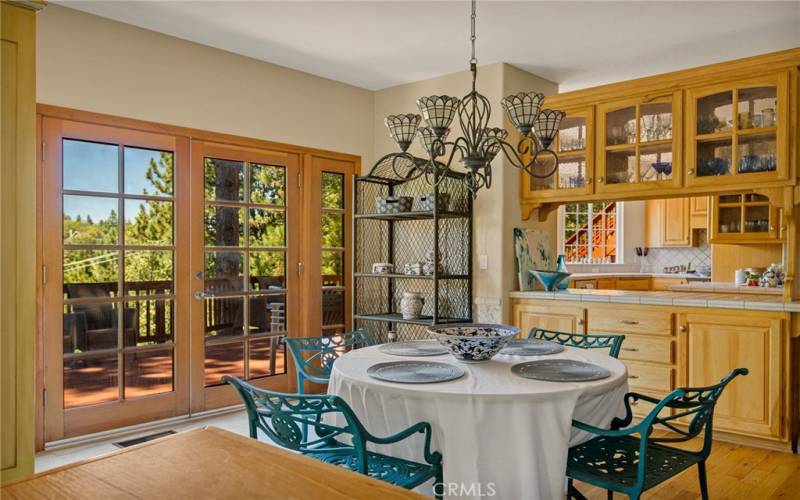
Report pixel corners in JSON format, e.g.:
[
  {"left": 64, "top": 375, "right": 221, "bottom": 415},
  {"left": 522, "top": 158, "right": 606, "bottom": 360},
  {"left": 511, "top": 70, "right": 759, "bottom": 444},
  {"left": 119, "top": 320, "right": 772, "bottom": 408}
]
[{"left": 643, "top": 231, "right": 711, "bottom": 273}]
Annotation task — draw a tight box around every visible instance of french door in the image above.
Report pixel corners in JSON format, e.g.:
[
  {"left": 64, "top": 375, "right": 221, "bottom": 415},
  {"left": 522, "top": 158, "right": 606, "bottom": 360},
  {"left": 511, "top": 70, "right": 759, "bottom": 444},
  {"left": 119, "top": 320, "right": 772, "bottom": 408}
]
[
  {"left": 42, "top": 118, "right": 191, "bottom": 440},
  {"left": 41, "top": 115, "right": 354, "bottom": 441},
  {"left": 189, "top": 141, "right": 299, "bottom": 409}
]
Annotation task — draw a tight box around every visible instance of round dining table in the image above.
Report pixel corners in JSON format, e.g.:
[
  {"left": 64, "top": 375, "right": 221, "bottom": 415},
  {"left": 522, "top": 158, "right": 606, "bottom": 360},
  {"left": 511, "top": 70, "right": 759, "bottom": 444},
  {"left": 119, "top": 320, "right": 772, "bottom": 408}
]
[{"left": 327, "top": 343, "right": 628, "bottom": 500}]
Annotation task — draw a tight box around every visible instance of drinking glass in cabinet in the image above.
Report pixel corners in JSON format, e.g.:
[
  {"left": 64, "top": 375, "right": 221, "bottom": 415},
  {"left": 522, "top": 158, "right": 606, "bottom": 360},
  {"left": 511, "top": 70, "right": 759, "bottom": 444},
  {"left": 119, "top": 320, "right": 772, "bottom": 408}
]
[
  {"left": 606, "top": 107, "right": 636, "bottom": 145},
  {"left": 558, "top": 157, "right": 587, "bottom": 189},
  {"left": 737, "top": 134, "right": 776, "bottom": 173},
  {"left": 696, "top": 91, "right": 733, "bottom": 134},
  {"left": 737, "top": 87, "right": 777, "bottom": 130},
  {"left": 717, "top": 206, "right": 741, "bottom": 233},
  {"left": 744, "top": 205, "right": 770, "bottom": 233},
  {"left": 696, "top": 138, "right": 732, "bottom": 177},
  {"left": 558, "top": 116, "right": 587, "bottom": 153},
  {"left": 605, "top": 149, "right": 636, "bottom": 184},
  {"left": 639, "top": 102, "right": 672, "bottom": 142},
  {"left": 639, "top": 144, "right": 672, "bottom": 182}
]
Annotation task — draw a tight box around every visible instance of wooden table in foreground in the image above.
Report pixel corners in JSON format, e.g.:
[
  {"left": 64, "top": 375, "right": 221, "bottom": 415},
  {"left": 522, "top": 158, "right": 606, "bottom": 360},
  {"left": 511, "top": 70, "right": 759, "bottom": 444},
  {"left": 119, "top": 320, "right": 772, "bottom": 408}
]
[{"left": 1, "top": 427, "right": 424, "bottom": 499}]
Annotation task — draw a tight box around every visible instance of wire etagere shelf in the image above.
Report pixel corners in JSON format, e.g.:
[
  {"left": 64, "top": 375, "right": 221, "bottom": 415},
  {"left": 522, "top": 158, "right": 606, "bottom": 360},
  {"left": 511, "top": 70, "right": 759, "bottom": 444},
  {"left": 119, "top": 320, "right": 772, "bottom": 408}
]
[{"left": 353, "top": 155, "right": 473, "bottom": 343}]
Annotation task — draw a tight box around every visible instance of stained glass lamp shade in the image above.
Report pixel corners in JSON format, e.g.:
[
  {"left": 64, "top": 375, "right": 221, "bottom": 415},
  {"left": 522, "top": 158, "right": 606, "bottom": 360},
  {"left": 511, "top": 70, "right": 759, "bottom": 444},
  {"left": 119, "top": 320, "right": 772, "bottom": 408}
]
[
  {"left": 417, "top": 127, "right": 450, "bottom": 156},
  {"left": 501, "top": 92, "right": 544, "bottom": 137},
  {"left": 416, "top": 95, "right": 460, "bottom": 137},
  {"left": 482, "top": 128, "right": 509, "bottom": 161},
  {"left": 533, "top": 109, "right": 565, "bottom": 151},
  {"left": 385, "top": 114, "right": 422, "bottom": 152}
]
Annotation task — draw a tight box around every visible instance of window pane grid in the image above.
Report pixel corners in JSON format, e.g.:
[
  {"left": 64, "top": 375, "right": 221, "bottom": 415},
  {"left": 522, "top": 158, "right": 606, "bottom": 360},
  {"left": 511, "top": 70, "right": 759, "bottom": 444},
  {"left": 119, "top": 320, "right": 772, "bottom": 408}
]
[{"left": 562, "top": 201, "right": 618, "bottom": 264}]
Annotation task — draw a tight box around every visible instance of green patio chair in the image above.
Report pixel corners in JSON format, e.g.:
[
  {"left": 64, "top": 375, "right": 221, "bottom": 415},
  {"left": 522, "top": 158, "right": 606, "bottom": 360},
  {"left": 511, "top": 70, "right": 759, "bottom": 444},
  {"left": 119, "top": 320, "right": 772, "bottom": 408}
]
[
  {"left": 283, "top": 329, "right": 373, "bottom": 393},
  {"left": 224, "top": 376, "right": 443, "bottom": 498},
  {"left": 566, "top": 368, "right": 748, "bottom": 500},
  {"left": 528, "top": 328, "right": 625, "bottom": 358}
]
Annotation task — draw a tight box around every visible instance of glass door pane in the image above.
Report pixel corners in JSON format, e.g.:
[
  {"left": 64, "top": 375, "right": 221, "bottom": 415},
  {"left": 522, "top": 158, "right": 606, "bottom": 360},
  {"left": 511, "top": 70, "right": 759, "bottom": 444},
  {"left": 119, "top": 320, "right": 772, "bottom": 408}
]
[
  {"left": 202, "top": 157, "right": 288, "bottom": 387},
  {"left": 697, "top": 91, "right": 733, "bottom": 134},
  {"left": 61, "top": 140, "right": 177, "bottom": 409},
  {"left": 737, "top": 87, "right": 777, "bottom": 130},
  {"left": 321, "top": 172, "right": 345, "bottom": 335}
]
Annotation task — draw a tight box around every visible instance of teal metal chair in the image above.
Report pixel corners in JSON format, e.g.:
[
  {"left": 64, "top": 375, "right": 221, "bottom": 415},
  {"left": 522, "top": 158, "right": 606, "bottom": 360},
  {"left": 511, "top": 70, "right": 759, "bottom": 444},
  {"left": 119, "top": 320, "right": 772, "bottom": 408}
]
[
  {"left": 224, "top": 376, "right": 443, "bottom": 498},
  {"left": 283, "top": 329, "right": 373, "bottom": 393},
  {"left": 528, "top": 328, "right": 625, "bottom": 358},
  {"left": 566, "top": 368, "right": 748, "bottom": 500}
]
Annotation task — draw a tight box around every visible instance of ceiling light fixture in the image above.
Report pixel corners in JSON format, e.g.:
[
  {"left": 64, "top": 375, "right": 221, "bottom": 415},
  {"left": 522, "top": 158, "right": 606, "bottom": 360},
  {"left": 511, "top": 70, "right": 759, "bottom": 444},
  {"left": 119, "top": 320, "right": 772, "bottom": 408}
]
[{"left": 375, "top": 0, "right": 565, "bottom": 197}]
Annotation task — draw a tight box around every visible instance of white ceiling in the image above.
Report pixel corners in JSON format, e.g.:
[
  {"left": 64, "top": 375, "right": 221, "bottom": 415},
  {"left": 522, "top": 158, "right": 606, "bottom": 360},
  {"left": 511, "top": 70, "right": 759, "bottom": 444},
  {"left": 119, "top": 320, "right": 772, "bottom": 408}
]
[{"left": 58, "top": 1, "right": 800, "bottom": 91}]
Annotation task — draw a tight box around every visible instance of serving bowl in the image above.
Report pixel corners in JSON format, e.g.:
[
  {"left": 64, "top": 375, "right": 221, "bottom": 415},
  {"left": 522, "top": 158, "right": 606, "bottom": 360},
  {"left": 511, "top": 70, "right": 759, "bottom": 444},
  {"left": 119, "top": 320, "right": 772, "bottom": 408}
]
[
  {"left": 427, "top": 323, "right": 519, "bottom": 363},
  {"left": 530, "top": 270, "right": 572, "bottom": 292}
]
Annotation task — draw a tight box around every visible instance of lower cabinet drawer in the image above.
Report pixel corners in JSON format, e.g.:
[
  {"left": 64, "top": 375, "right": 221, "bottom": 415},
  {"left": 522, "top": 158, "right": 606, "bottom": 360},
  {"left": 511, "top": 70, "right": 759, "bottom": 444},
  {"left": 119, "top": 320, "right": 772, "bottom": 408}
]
[
  {"left": 624, "top": 362, "right": 673, "bottom": 393},
  {"left": 615, "top": 278, "right": 650, "bottom": 291},
  {"left": 589, "top": 308, "right": 673, "bottom": 336},
  {"left": 618, "top": 335, "right": 674, "bottom": 364}
]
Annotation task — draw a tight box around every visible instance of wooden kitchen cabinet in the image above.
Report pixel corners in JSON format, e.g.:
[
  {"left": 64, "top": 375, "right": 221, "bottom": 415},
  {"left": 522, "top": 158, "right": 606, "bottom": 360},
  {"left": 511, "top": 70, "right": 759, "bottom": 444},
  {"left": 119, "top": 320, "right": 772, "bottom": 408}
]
[
  {"left": 511, "top": 302, "right": 586, "bottom": 336},
  {"left": 524, "top": 105, "right": 595, "bottom": 200},
  {"left": 595, "top": 91, "right": 683, "bottom": 195},
  {"left": 570, "top": 278, "right": 598, "bottom": 290},
  {"left": 511, "top": 297, "right": 797, "bottom": 448},
  {"left": 685, "top": 72, "right": 790, "bottom": 189},
  {"left": 709, "top": 192, "right": 783, "bottom": 244},
  {"left": 679, "top": 311, "right": 785, "bottom": 439},
  {"left": 690, "top": 196, "right": 709, "bottom": 229},
  {"left": 650, "top": 277, "right": 688, "bottom": 291},
  {"left": 645, "top": 198, "right": 692, "bottom": 247}
]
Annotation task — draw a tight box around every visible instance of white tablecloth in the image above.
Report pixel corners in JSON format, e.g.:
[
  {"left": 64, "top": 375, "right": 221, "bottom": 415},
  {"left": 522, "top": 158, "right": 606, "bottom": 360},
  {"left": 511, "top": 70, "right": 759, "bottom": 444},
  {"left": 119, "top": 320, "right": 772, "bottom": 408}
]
[{"left": 328, "top": 344, "right": 628, "bottom": 500}]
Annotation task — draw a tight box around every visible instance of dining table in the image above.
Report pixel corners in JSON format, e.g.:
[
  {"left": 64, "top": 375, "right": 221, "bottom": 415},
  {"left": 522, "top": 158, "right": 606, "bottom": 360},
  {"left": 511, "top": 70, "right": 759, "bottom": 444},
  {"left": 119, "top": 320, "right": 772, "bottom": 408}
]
[
  {"left": 1, "top": 427, "right": 424, "bottom": 500},
  {"left": 328, "top": 343, "right": 629, "bottom": 500}
]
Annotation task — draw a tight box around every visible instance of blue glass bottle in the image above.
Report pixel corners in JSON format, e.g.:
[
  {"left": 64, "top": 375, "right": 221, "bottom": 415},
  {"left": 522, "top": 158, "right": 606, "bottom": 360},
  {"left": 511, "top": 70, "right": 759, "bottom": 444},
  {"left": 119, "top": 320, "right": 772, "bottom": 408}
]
[{"left": 556, "top": 254, "right": 569, "bottom": 290}]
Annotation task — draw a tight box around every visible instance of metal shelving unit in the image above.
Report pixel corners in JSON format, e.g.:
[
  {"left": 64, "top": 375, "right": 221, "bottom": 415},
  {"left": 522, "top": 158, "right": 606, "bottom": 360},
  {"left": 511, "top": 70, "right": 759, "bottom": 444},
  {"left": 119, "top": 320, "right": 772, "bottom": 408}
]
[{"left": 352, "top": 156, "right": 473, "bottom": 343}]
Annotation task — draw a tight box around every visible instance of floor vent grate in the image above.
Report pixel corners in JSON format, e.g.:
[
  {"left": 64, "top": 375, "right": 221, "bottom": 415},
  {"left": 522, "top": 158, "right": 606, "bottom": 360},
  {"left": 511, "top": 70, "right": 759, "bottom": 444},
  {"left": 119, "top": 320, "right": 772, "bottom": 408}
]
[{"left": 112, "top": 430, "right": 177, "bottom": 448}]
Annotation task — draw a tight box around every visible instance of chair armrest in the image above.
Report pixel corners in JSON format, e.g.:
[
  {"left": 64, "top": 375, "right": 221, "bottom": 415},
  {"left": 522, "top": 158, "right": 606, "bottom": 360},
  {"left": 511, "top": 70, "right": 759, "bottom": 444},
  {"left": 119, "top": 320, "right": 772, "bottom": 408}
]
[
  {"left": 363, "top": 422, "right": 441, "bottom": 465},
  {"left": 610, "top": 392, "right": 661, "bottom": 430},
  {"left": 572, "top": 419, "right": 641, "bottom": 438}
]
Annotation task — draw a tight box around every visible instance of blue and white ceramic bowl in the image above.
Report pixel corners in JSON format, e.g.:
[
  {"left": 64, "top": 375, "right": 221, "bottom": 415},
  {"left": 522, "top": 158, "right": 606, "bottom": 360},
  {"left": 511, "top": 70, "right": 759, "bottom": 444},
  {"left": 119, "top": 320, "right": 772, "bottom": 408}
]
[{"left": 427, "top": 324, "right": 520, "bottom": 363}]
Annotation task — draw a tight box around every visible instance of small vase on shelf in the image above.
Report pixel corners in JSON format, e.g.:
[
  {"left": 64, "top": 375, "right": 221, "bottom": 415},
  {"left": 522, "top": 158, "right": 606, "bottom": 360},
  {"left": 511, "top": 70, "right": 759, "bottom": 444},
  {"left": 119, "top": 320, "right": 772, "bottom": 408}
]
[{"left": 555, "top": 255, "right": 569, "bottom": 290}]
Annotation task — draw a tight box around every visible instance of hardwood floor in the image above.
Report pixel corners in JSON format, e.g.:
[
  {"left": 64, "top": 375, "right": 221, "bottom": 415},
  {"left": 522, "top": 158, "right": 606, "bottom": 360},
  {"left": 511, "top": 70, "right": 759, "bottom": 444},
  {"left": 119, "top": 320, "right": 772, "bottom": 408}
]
[{"left": 572, "top": 437, "right": 800, "bottom": 499}]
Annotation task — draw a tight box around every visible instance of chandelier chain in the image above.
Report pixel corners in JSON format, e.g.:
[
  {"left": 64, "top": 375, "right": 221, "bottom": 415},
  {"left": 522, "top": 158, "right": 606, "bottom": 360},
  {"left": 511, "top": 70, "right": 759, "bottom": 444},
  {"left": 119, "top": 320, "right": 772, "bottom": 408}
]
[{"left": 470, "top": 0, "right": 477, "bottom": 65}]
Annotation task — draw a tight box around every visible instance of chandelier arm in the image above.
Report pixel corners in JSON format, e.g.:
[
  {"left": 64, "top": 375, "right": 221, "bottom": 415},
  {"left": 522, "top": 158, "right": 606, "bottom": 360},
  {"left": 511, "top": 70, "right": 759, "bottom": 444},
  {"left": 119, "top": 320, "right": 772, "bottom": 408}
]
[{"left": 389, "top": 152, "right": 425, "bottom": 182}]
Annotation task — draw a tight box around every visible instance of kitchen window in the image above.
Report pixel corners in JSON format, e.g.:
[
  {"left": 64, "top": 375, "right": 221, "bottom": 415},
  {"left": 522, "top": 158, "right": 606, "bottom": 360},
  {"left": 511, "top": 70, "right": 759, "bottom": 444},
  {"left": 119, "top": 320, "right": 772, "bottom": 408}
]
[{"left": 560, "top": 202, "right": 620, "bottom": 264}]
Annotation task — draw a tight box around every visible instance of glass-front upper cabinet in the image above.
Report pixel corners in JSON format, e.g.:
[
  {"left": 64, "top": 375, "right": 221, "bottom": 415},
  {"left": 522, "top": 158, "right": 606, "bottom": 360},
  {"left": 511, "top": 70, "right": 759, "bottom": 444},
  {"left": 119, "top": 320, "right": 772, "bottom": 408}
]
[
  {"left": 525, "top": 105, "right": 594, "bottom": 199},
  {"left": 686, "top": 73, "right": 789, "bottom": 187},
  {"left": 709, "top": 193, "right": 782, "bottom": 244},
  {"left": 595, "top": 91, "right": 682, "bottom": 194}
]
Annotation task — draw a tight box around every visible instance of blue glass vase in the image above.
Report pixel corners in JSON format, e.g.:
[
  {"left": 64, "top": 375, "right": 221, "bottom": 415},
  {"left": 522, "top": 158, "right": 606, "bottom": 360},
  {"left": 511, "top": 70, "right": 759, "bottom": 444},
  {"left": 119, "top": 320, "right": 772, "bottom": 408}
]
[{"left": 555, "top": 254, "right": 569, "bottom": 290}]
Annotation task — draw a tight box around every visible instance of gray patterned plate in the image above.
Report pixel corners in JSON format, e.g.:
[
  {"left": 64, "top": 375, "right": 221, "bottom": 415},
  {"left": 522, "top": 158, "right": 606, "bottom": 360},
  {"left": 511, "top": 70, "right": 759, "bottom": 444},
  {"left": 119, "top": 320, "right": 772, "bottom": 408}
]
[
  {"left": 367, "top": 361, "right": 465, "bottom": 384},
  {"left": 378, "top": 340, "right": 449, "bottom": 357},
  {"left": 511, "top": 359, "right": 610, "bottom": 382},
  {"left": 500, "top": 338, "right": 565, "bottom": 356}
]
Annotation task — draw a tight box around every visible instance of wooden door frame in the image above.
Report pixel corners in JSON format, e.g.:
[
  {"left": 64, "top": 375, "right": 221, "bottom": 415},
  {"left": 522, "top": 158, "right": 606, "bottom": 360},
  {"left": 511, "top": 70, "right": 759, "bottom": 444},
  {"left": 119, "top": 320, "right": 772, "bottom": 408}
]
[
  {"left": 35, "top": 105, "right": 361, "bottom": 446},
  {"left": 39, "top": 117, "right": 191, "bottom": 441}
]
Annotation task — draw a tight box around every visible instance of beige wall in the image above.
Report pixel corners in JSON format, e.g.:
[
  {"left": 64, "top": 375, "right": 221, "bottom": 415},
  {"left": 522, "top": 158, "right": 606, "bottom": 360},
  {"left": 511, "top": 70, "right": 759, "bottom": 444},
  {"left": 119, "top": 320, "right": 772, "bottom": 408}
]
[
  {"left": 374, "top": 63, "right": 557, "bottom": 322},
  {"left": 37, "top": 5, "right": 374, "bottom": 162}
]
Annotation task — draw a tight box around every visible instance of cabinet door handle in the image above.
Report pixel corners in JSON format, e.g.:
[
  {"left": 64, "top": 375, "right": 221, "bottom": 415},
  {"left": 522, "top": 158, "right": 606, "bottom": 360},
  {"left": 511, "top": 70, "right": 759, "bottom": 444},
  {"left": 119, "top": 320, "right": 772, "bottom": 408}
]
[
  {"left": 620, "top": 320, "right": 639, "bottom": 325},
  {"left": 679, "top": 325, "right": 687, "bottom": 332},
  {"left": 586, "top": 177, "right": 593, "bottom": 184},
  {"left": 628, "top": 375, "right": 639, "bottom": 379},
  {"left": 769, "top": 226, "right": 775, "bottom": 231},
  {"left": 621, "top": 347, "right": 639, "bottom": 352},
  {"left": 577, "top": 319, "right": 584, "bottom": 326},
  {"left": 598, "top": 176, "right": 605, "bottom": 183},
  {"left": 687, "top": 169, "right": 695, "bottom": 175}
]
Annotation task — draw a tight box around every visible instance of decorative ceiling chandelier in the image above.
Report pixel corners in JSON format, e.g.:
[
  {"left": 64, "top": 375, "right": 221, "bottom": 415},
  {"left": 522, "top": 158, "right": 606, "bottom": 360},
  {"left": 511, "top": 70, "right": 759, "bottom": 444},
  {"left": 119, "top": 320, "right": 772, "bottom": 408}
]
[{"left": 377, "top": 0, "right": 566, "bottom": 197}]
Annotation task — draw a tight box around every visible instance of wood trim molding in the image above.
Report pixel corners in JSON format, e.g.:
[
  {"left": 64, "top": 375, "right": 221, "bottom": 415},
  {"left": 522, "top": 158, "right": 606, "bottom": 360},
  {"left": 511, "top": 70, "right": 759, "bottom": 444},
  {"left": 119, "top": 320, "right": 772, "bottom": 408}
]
[
  {"left": 36, "top": 104, "right": 362, "bottom": 166},
  {"left": 544, "top": 48, "right": 800, "bottom": 108}
]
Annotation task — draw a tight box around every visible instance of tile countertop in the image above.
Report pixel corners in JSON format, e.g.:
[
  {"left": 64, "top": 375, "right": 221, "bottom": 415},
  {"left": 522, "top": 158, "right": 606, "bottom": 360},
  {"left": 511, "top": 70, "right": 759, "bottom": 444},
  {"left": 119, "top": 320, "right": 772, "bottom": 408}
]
[
  {"left": 569, "top": 272, "right": 710, "bottom": 280},
  {"left": 508, "top": 289, "right": 800, "bottom": 312},
  {"left": 669, "top": 282, "right": 783, "bottom": 295}
]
